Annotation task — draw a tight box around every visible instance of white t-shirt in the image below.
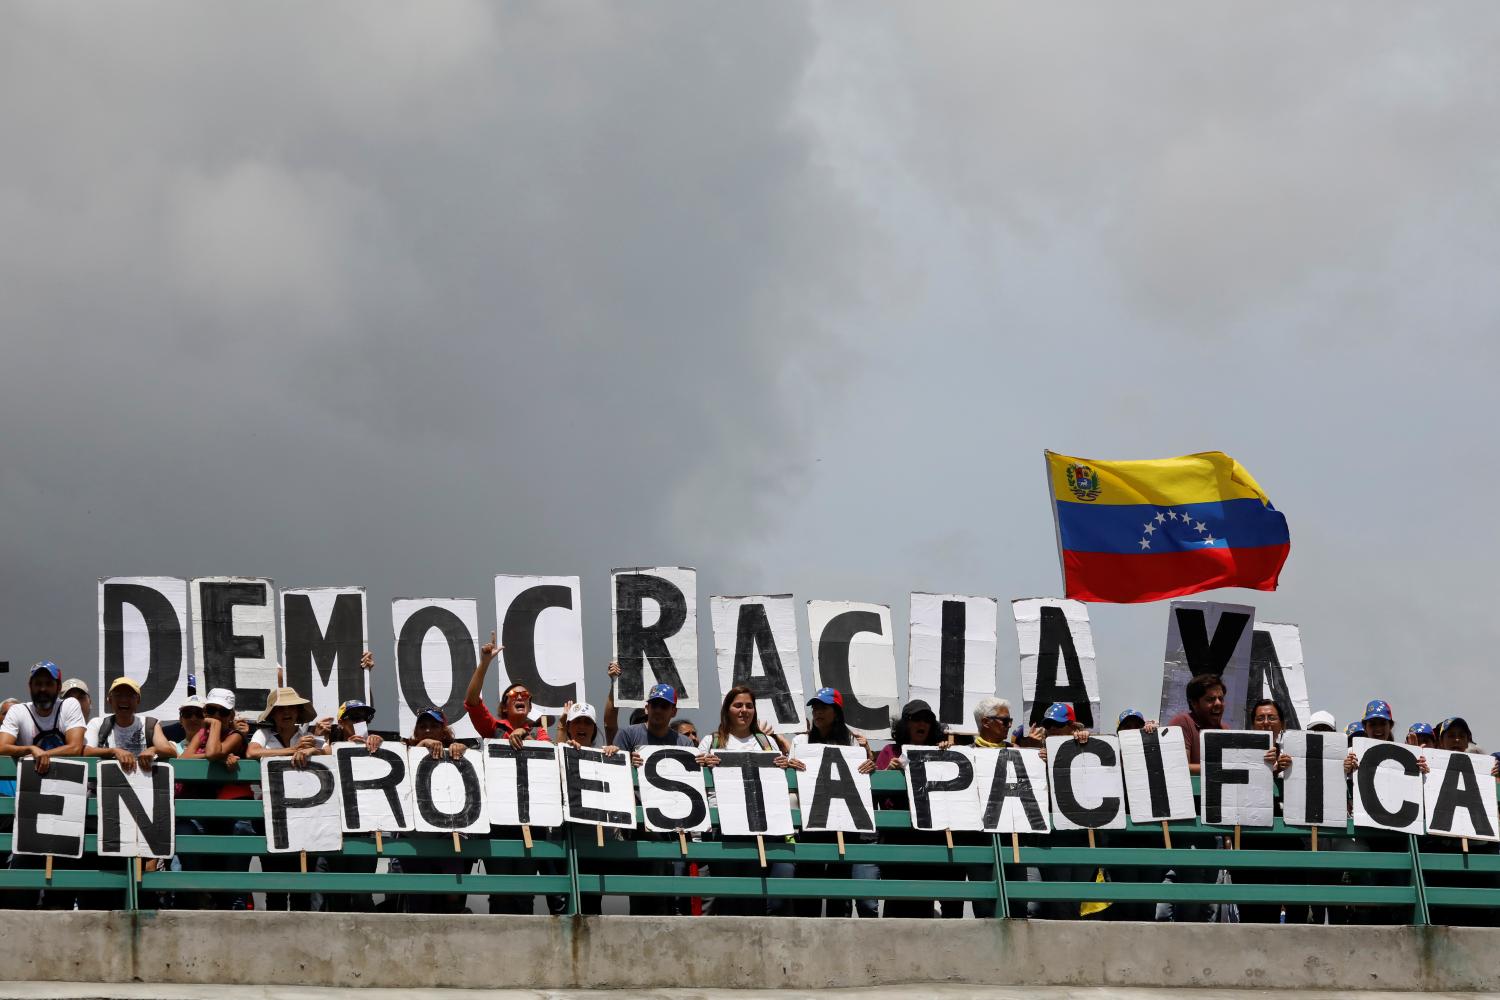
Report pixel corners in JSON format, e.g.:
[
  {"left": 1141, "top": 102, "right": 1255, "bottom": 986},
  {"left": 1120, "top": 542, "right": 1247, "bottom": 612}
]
[
  {"left": 85, "top": 715, "right": 148, "bottom": 753},
  {"left": 698, "top": 731, "right": 773, "bottom": 753},
  {"left": 251, "top": 726, "right": 326, "bottom": 751},
  {"left": 1, "top": 699, "right": 87, "bottom": 747}
]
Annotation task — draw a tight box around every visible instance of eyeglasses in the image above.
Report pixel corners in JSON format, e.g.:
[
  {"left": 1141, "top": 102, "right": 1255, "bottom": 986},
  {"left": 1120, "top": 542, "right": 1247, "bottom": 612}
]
[{"left": 984, "top": 715, "right": 1012, "bottom": 727}]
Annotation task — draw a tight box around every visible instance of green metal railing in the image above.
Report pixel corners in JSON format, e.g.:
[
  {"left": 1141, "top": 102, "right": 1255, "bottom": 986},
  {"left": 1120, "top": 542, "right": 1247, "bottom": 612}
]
[{"left": 0, "top": 757, "right": 1493, "bottom": 922}]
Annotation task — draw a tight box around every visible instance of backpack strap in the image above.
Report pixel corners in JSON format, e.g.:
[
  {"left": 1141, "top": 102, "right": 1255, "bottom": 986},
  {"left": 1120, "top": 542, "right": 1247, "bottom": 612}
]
[
  {"left": 98, "top": 715, "right": 113, "bottom": 746},
  {"left": 755, "top": 732, "right": 776, "bottom": 751}
]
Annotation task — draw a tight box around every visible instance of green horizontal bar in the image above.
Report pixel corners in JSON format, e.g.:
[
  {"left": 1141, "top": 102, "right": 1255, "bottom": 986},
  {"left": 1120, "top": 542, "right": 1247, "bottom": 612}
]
[
  {"left": 1007, "top": 881, "right": 1418, "bottom": 905},
  {"left": 1417, "top": 853, "right": 1500, "bottom": 873},
  {"left": 1015, "top": 846, "right": 1417, "bottom": 872},
  {"left": 581, "top": 841, "right": 993, "bottom": 865},
  {"left": 582, "top": 875, "right": 996, "bottom": 901},
  {"left": 172, "top": 835, "right": 567, "bottom": 859},
  {"left": 141, "top": 871, "right": 571, "bottom": 894},
  {"left": 1421, "top": 886, "right": 1500, "bottom": 907},
  {"left": 0, "top": 870, "right": 130, "bottom": 889}
]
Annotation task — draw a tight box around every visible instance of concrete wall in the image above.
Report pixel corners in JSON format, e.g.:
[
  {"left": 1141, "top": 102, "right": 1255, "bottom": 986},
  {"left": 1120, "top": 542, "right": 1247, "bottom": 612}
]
[{"left": 6, "top": 913, "right": 1499, "bottom": 992}]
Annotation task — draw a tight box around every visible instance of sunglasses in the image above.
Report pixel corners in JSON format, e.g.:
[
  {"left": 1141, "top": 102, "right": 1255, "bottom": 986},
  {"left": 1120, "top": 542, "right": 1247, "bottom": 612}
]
[
  {"left": 180, "top": 709, "right": 204, "bottom": 719},
  {"left": 985, "top": 715, "right": 1013, "bottom": 726}
]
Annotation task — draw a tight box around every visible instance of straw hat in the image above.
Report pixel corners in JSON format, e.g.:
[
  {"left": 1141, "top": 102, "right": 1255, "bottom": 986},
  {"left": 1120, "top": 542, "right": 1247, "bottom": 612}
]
[{"left": 258, "top": 686, "right": 316, "bottom": 724}]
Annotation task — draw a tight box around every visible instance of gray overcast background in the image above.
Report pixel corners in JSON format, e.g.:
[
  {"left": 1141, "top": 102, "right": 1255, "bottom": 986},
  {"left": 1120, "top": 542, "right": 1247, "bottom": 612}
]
[{"left": 2, "top": 3, "right": 1496, "bottom": 737}]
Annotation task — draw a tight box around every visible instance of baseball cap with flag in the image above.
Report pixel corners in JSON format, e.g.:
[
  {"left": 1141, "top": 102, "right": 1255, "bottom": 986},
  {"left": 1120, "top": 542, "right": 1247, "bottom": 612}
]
[
  {"left": 1363, "top": 699, "right": 1393, "bottom": 723},
  {"left": 1042, "top": 702, "right": 1072, "bottom": 725},
  {"left": 31, "top": 661, "right": 61, "bottom": 681},
  {"left": 646, "top": 683, "right": 677, "bottom": 706},
  {"left": 1408, "top": 722, "right": 1434, "bottom": 737},
  {"left": 808, "top": 688, "right": 843, "bottom": 708}
]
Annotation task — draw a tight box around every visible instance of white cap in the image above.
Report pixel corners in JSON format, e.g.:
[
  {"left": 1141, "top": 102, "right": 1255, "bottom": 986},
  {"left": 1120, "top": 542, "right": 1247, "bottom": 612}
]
[
  {"left": 1306, "top": 710, "right": 1337, "bottom": 731},
  {"left": 566, "top": 702, "right": 598, "bottom": 723},
  {"left": 180, "top": 695, "right": 205, "bottom": 711},
  {"left": 204, "top": 688, "right": 237, "bottom": 711}
]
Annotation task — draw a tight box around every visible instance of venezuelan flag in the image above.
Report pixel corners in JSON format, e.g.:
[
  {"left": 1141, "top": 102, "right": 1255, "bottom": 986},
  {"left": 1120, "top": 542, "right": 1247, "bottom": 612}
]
[{"left": 1046, "top": 450, "right": 1290, "bottom": 604}]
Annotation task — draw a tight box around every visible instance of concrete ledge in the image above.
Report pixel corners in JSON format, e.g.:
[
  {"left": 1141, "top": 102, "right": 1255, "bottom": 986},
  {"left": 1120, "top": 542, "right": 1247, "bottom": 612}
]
[{"left": 7, "top": 912, "right": 1499, "bottom": 992}]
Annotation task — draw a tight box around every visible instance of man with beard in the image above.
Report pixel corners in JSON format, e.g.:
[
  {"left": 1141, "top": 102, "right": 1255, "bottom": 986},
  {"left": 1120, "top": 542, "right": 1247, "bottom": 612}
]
[
  {"left": 0, "top": 662, "right": 88, "bottom": 908},
  {"left": 1164, "top": 673, "right": 1225, "bottom": 775}
]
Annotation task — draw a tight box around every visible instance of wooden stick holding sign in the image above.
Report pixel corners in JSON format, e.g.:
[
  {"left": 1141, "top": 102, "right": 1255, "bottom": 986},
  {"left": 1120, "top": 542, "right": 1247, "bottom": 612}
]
[
  {"left": 44, "top": 855, "right": 52, "bottom": 882},
  {"left": 522, "top": 825, "right": 533, "bottom": 849},
  {"left": 1234, "top": 825, "right": 1241, "bottom": 851},
  {"left": 757, "top": 835, "right": 767, "bottom": 869},
  {"left": 452, "top": 831, "right": 461, "bottom": 853},
  {"left": 300, "top": 849, "right": 308, "bottom": 873},
  {"left": 1310, "top": 827, "right": 1317, "bottom": 851},
  {"left": 1162, "top": 822, "right": 1172, "bottom": 850},
  {"left": 836, "top": 830, "right": 845, "bottom": 857},
  {"left": 945, "top": 828, "right": 954, "bottom": 850},
  {"left": 1011, "top": 832, "right": 1020, "bottom": 864},
  {"left": 678, "top": 829, "right": 688, "bottom": 856},
  {"left": 596, "top": 824, "right": 604, "bottom": 848},
  {"left": 1087, "top": 828, "right": 1096, "bottom": 849},
  {"left": 374, "top": 830, "right": 383, "bottom": 853}
]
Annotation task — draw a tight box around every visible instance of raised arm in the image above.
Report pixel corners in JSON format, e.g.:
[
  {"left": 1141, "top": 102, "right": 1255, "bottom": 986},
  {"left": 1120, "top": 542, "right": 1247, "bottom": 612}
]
[
  {"left": 466, "top": 630, "right": 501, "bottom": 707},
  {"left": 603, "top": 661, "right": 621, "bottom": 743}
]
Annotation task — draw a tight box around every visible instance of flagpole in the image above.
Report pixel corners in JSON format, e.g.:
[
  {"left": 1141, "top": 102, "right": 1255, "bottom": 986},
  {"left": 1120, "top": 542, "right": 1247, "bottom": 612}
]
[{"left": 1043, "top": 451, "right": 1067, "bottom": 591}]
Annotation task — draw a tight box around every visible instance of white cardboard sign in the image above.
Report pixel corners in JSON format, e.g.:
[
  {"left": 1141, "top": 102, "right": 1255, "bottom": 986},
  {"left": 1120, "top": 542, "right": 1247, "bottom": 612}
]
[
  {"left": 908, "top": 593, "right": 998, "bottom": 736},
  {"left": 637, "top": 745, "right": 712, "bottom": 834},
  {"left": 262, "top": 756, "right": 343, "bottom": 853},
  {"left": 1014, "top": 598, "right": 1101, "bottom": 730},
  {"left": 797, "top": 744, "right": 876, "bottom": 834},
  {"left": 391, "top": 598, "right": 480, "bottom": 741},
  {"left": 611, "top": 566, "right": 699, "bottom": 709},
  {"left": 1119, "top": 727, "right": 1196, "bottom": 823},
  {"left": 709, "top": 595, "right": 806, "bottom": 734},
  {"left": 484, "top": 739, "right": 565, "bottom": 829},
  {"left": 1047, "top": 735, "right": 1126, "bottom": 831},
  {"left": 712, "top": 751, "right": 795, "bottom": 836},
  {"left": 808, "top": 600, "right": 899, "bottom": 739},
  {"left": 98, "top": 576, "right": 190, "bottom": 720},
  {"left": 494, "top": 575, "right": 586, "bottom": 716},
  {"left": 1280, "top": 730, "right": 1347, "bottom": 829}
]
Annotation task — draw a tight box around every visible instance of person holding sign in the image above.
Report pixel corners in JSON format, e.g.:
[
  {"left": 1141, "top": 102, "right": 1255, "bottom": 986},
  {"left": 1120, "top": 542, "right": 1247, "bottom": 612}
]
[
  {"left": 872, "top": 700, "right": 954, "bottom": 918},
  {"left": 1164, "top": 673, "right": 1224, "bottom": 774},
  {"left": 401, "top": 707, "right": 471, "bottom": 913},
  {"left": 323, "top": 699, "right": 384, "bottom": 913},
  {"left": 972, "top": 698, "right": 1014, "bottom": 750},
  {"left": 698, "top": 686, "right": 800, "bottom": 916},
  {"left": 84, "top": 677, "right": 177, "bottom": 774},
  {"left": 0, "top": 662, "right": 89, "bottom": 909},
  {"left": 248, "top": 687, "right": 329, "bottom": 911},
  {"left": 0, "top": 662, "right": 86, "bottom": 775},
  {"left": 1249, "top": 700, "right": 1293, "bottom": 775},
  {"left": 467, "top": 634, "right": 551, "bottom": 913},
  {"left": 464, "top": 631, "right": 551, "bottom": 747},
  {"left": 791, "top": 688, "right": 878, "bottom": 918}
]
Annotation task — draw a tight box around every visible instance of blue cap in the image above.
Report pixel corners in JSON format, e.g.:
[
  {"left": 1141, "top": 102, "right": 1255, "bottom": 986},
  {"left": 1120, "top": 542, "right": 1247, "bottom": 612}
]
[
  {"left": 1362, "top": 699, "right": 1393, "bottom": 722},
  {"left": 646, "top": 683, "right": 677, "bottom": 706},
  {"left": 417, "top": 706, "right": 447, "bottom": 726},
  {"left": 1345, "top": 721, "right": 1365, "bottom": 737},
  {"left": 807, "top": 687, "right": 843, "bottom": 708},
  {"left": 30, "top": 660, "right": 60, "bottom": 681},
  {"left": 1407, "top": 722, "right": 1434, "bottom": 736},
  {"left": 1436, "top": 716, "right": 1471, "bottom": 738},
  {"left": 1117, "top": 708, "right": 1145, "bottom": 725},
  {"left": 1042, "top": 702, "right": 1071, "bottom": 725}
]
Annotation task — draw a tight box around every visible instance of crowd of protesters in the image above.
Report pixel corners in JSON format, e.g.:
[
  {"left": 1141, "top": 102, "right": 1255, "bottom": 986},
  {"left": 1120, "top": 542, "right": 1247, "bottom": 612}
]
[{"left": 0, "top": 651, "right": 1495, "bottom": 924}]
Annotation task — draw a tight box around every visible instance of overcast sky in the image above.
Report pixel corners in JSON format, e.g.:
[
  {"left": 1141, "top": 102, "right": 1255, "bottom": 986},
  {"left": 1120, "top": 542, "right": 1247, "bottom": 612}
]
[{"left": 2, "top": 3, "right": 1496, "bottom": 738}]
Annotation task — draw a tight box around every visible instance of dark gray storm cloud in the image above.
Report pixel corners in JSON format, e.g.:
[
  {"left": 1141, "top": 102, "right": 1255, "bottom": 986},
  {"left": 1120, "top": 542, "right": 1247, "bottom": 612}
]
[{"left": 0, "top": 2, "right": 865, "bottom": 711}]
